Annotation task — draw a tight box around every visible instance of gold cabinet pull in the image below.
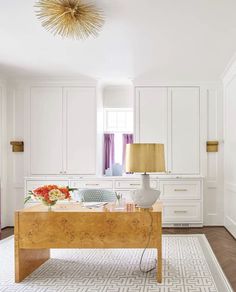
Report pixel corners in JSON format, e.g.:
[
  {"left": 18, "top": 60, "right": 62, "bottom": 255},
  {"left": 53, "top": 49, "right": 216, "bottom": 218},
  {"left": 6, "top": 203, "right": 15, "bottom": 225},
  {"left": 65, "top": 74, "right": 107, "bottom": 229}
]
[
  {"left": 85, "top": 183, "right": 99, "bottom": 186},
  {"left": 130, "top": 183, "right": 140, "bottom": 186},
  {"left": 174, "top": 189, "right": 188, "bottom": 192},
  {"left": 174, "top": 210, "right": 188, "bottom": 213}
]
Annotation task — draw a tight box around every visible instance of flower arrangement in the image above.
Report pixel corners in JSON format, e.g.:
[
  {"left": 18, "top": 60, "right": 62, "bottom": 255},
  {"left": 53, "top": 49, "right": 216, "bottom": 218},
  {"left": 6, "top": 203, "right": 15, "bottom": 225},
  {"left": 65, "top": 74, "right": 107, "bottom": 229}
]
[{"left": 24, "top": 185, "right": 72, "bottom": 210}]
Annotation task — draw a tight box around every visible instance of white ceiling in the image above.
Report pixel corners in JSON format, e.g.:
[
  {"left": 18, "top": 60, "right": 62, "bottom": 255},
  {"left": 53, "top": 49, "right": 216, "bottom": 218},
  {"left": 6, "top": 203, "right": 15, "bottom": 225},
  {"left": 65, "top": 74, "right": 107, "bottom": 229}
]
[{"left": 1, "top": 0, "right": 236, "bottom": 82}]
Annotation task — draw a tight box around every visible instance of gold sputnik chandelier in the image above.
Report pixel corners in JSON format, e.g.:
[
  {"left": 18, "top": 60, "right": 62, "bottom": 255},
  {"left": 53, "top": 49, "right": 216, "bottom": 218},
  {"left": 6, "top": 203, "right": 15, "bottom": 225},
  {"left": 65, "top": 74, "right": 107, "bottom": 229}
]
[{"left": 35, "top": 0, "right": 104, "bottom": 39}]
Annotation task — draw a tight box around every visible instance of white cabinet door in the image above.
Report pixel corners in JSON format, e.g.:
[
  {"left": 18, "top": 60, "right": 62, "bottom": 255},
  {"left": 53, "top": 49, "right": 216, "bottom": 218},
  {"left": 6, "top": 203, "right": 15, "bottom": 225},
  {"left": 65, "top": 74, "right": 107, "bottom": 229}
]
[
  {"left": 30, "top": 87, "right": 63, "bottom": 174},
  {"left": 65, "top": 87, "right": 96, "bottom": 174},
  {"left": 136, "top": 87, "right": 168, "bottom": 168},
  {"left": 170, "top": 87, "right": 200, "bottom": 174}
]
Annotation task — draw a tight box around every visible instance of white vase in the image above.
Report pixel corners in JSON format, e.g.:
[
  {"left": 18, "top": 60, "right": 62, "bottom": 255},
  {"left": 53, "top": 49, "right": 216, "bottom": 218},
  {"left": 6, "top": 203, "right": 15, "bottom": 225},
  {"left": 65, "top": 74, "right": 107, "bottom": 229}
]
[
  {"left": 112, "top": 163, "right": 123, "bottom": 176},
  {"left": 131, "top": 174, "right": 160, "bottom": 208}
]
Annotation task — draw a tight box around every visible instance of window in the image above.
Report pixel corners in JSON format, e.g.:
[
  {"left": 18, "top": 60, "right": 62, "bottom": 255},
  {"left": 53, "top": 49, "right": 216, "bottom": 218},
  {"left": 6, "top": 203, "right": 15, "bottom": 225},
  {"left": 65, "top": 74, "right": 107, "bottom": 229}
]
[
  {"left": 104, "top": 108, "right": 133, "bottom": 133},
  {"left": 103, "top": 108, "right": 133, "bottom": 172}
]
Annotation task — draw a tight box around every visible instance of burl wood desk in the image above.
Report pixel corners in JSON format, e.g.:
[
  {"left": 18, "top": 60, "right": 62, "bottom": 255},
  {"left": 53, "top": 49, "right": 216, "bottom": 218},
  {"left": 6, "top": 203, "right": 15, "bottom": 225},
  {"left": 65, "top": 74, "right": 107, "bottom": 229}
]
[{"left": 15, "top": 203, "right": 162, "bottom": 283}]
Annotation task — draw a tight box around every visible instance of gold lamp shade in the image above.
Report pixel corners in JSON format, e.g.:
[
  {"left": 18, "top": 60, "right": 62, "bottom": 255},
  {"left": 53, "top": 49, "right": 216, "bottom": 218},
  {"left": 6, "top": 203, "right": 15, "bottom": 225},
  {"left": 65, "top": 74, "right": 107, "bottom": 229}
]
[{"left": 126, "top": 143, "right": 165, "bottom": 173}]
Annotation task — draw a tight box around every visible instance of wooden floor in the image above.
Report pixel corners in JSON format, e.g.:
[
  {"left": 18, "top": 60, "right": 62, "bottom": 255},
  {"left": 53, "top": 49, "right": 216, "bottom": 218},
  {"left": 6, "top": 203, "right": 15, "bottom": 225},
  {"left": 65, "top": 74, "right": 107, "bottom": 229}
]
[
  {"left": 1, "top": 227, "right": 236, "bottom": 290},
  {"left": 1, "top": 227, "right": 14, "bottom": 240},
  {"left": 163, "top": 227, "right": 236, "bottom": 291}
]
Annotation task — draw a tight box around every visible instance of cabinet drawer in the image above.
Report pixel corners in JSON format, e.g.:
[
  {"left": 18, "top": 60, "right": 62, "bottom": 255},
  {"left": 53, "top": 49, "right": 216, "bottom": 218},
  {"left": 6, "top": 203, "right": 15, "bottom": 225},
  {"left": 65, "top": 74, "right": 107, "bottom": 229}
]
[
  {"left": 115, "top": 180, "right": 157, "bottom": 189},
  {"left": 160, "top": 180, "right": 201, "bottom": 200},
  {"left": 69, "top": 180, "right": 113, "bottom": 189},
  {"left": 163, "top": 202, "right": 201, "bottom": 223}
]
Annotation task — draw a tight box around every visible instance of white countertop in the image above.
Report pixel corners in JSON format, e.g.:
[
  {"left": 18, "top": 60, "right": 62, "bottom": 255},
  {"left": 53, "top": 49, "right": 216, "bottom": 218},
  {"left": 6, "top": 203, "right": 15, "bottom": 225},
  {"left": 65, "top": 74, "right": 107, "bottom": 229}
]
[{"left": 25, "top": 174, "right": 204, "bottom": 180}]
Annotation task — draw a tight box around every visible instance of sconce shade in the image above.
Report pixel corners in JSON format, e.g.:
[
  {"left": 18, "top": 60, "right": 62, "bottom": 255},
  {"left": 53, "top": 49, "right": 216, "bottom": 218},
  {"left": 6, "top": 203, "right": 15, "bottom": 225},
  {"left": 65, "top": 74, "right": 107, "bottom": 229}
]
[{"left": 126, "top": 143, "right": 165, "bottom": 173}]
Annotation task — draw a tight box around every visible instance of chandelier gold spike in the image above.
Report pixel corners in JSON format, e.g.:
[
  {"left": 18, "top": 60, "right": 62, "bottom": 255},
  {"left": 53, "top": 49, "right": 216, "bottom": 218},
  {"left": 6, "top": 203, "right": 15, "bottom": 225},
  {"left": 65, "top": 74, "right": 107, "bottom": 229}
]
[{"left": 35, "top": 0, "right": 104, "bottom": 39}]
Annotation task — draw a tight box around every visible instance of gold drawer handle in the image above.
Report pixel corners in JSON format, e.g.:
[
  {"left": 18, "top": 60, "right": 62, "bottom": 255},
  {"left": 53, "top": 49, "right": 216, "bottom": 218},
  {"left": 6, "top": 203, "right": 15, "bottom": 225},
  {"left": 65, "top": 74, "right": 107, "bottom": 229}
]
[
  {"left": 130, "top": 183, "right": 140, "bottom": 186},
  {"left": 174, "top": 189, "right": 188, "bottom": 192},
  {"left": 85, "top": 183, "right": 99, "bottom": 186},
  {"left": 174, "top": 210, "right": 188, "bottom": 213}
]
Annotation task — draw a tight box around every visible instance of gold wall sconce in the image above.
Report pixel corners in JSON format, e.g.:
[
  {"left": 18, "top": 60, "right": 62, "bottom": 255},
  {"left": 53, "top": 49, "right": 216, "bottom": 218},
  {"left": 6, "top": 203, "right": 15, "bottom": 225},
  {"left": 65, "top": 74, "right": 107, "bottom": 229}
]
[
  {"left": 10, "top": 141, "right": 24, "bottom": 152},
  {"left": 206, "top": 141, "right": 219, "bottom": 152}
]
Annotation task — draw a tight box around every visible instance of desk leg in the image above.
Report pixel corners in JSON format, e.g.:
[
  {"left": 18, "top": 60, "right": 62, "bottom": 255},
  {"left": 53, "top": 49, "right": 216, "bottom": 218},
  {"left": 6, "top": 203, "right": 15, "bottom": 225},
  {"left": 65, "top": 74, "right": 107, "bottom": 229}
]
[
  {"left": 15, "top": 212, "right": 50, "bottom": 283},
  {"left": 157, "top": 247, "right": 162, "bottom": 283},
  {"left": 157, "top": 213, "right": 162, "bottom": 283},
  {"left": 15, "top": 248, "right": 50, "bottom": 283}
]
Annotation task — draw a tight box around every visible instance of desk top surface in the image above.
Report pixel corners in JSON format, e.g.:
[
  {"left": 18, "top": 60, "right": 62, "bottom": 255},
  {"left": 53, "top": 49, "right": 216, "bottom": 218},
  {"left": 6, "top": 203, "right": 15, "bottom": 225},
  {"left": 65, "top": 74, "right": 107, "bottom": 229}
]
[{"left": 18, "top": 202, "right": 162, "bottom": 213}]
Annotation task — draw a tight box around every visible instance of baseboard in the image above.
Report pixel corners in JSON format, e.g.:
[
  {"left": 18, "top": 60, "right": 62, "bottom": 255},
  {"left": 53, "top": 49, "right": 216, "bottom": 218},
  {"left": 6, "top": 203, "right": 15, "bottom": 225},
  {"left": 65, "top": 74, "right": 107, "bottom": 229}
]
[
  {"left": 223, "top": 226, "right": 236, "bottom": 240},
  {"left": 1, "top": 226, "right": 14, "bottom": 230},
  {"left": 203, "top": 225, "right": 224, "bottom": 227},
  {"left": 224, "top": 216, "right": 236, "bottom": 239},
  {"left": 163, "top": 223, "right": 203, "bottom": 228},
  {"left": 163, "top": 225, "right": 224, "bottom": 229}
]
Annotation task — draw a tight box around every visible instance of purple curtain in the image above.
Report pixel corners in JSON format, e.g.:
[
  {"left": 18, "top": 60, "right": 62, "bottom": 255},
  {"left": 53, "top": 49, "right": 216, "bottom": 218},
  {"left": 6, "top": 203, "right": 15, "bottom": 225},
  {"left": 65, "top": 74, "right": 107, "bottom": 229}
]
[
  {"left": 122, "top": 134, "right": 133, "bottom": 170},
  {"left": 104, "top": 133, "right": 115, "bottom": 174}
]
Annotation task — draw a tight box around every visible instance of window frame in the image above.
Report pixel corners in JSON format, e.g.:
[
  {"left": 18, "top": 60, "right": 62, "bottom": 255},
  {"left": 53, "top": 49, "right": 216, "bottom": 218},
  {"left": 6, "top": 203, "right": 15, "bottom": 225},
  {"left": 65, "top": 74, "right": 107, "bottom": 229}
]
[{"left": 103, "top": 108, "right": 133, "bottom": 134}]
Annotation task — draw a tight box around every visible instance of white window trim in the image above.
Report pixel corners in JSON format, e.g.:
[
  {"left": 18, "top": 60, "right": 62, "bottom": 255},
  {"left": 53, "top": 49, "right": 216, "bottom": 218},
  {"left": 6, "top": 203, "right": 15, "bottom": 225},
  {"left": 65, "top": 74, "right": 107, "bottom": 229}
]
[{"left": 103, "top": 108, "right": 133, "bottom": 133}]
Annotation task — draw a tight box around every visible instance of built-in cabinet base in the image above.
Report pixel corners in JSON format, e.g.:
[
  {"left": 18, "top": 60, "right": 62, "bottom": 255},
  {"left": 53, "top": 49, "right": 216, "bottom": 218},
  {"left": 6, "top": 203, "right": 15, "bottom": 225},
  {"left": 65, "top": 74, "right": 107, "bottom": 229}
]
[{"left": 25, "top": 176, "right": 203, "bottom": 226}]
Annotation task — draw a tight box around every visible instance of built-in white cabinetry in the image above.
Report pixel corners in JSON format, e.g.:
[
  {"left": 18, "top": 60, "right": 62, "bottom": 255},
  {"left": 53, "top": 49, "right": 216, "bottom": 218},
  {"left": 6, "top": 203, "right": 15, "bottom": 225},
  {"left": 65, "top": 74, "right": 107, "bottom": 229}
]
[
  {"left": 159, "top": 179, "right": 202, "bottom": 225},
  {"left": 30, "top": 86, "right": 96, "bottom": 176},
  {"left": 136, "top": 87, "right": 168, "bottom": 164},
  {"left": 170, "top": 87, "right": 200, "bottom": 174},
  {"left": 135, "top": 86, "right": 200, "bottom": 175},
  {"left": 65, "top": 87, "right": 96, "bottom": 174},
  {"left": 30, "top": 87, "right": 63, "bottom": 175},
  {"left": 25, "top": 83, "right": 204, "bottom": 227},
  {"left": 25, "top": 176, "right": 203, "bottom": 227}
]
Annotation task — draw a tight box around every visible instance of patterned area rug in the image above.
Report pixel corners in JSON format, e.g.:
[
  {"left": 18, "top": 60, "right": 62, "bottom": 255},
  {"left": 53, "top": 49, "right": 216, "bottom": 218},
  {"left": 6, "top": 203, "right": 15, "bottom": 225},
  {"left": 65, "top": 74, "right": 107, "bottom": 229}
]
[{"left": 0, "top": 235, "right": 232, "bottom": 292}]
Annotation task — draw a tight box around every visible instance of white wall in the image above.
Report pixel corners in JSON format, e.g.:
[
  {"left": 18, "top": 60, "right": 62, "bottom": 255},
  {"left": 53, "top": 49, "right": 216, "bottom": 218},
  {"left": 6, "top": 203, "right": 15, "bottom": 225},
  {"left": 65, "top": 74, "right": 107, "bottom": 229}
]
[
  {"left": 223, "top": 62, "right": 236, "bottom": 238},
  {"left": 204, "top": 85, "right": 224, "bottom": 225},
  {"left": 0, "top": 81, "right": 8, "bottom": 228},
  {"left": 96, "top": 83, "right": 104, "bottom": 176},
  {"left": 5, "top": 82, "right": 25, "bottom": 226},
  {"left": 103, "top": 85, "right": 133, "bottom": 108}
]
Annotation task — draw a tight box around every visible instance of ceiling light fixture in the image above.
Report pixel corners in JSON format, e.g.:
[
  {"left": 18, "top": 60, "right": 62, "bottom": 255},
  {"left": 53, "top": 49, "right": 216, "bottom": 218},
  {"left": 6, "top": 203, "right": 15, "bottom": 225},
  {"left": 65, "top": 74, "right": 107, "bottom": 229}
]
[{"left": 35, "top": 0, "right": 104, "bottom": 40}]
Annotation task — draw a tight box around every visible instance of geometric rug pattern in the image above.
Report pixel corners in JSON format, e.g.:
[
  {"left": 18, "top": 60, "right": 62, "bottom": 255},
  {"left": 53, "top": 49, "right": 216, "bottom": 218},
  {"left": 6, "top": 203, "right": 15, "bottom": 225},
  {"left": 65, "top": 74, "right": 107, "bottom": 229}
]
[{"left": 0, "top": 235, "right": 233, "bottom": 291}]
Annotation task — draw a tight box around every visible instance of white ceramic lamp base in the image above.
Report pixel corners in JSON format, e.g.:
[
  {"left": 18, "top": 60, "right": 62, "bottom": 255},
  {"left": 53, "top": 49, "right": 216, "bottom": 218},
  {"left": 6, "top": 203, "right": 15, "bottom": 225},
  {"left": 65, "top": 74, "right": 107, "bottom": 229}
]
[{"left": 131, "top": 173, "right": 160, "bottom": 208}]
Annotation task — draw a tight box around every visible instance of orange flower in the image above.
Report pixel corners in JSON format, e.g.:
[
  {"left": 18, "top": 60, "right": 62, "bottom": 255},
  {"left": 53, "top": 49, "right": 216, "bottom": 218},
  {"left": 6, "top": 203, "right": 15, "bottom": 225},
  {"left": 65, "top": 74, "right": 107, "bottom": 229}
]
[
  {"left": 59, "top": 187, "right": 71, "bottom": 199},
  {"left": 33, "top": 185, "right": 71, "bottom": 201}
]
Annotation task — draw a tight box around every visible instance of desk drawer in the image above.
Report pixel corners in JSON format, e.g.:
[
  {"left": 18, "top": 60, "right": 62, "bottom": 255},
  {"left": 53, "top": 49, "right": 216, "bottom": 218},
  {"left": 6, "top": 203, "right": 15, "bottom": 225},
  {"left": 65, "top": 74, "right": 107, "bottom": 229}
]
[
  {"left": 163, "top": 202, "right": 201, "bottom": 223},
  {"left": 70, "top": 180, "right": 113, "bottom": 189},
  {"left": 115, "top": 180, "right": 157, "bottom": 189},
  {"left": 160, "top": 180, "right": 200, "bottom": 200}
]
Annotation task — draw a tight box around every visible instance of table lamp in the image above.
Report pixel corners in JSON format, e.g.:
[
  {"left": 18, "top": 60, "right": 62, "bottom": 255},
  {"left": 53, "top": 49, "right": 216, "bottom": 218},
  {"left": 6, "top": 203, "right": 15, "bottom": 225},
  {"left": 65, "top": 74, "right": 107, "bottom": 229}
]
[{"left": 126, "top": 143, "right": 165, "bottom": 208}]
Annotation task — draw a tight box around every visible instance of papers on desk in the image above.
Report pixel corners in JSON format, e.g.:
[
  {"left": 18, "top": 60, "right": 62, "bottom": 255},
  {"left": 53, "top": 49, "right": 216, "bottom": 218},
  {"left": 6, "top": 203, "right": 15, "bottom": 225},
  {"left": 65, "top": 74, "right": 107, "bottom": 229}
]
[{"left": 82, "top": 202, "right": 108, "bottom": 208}]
